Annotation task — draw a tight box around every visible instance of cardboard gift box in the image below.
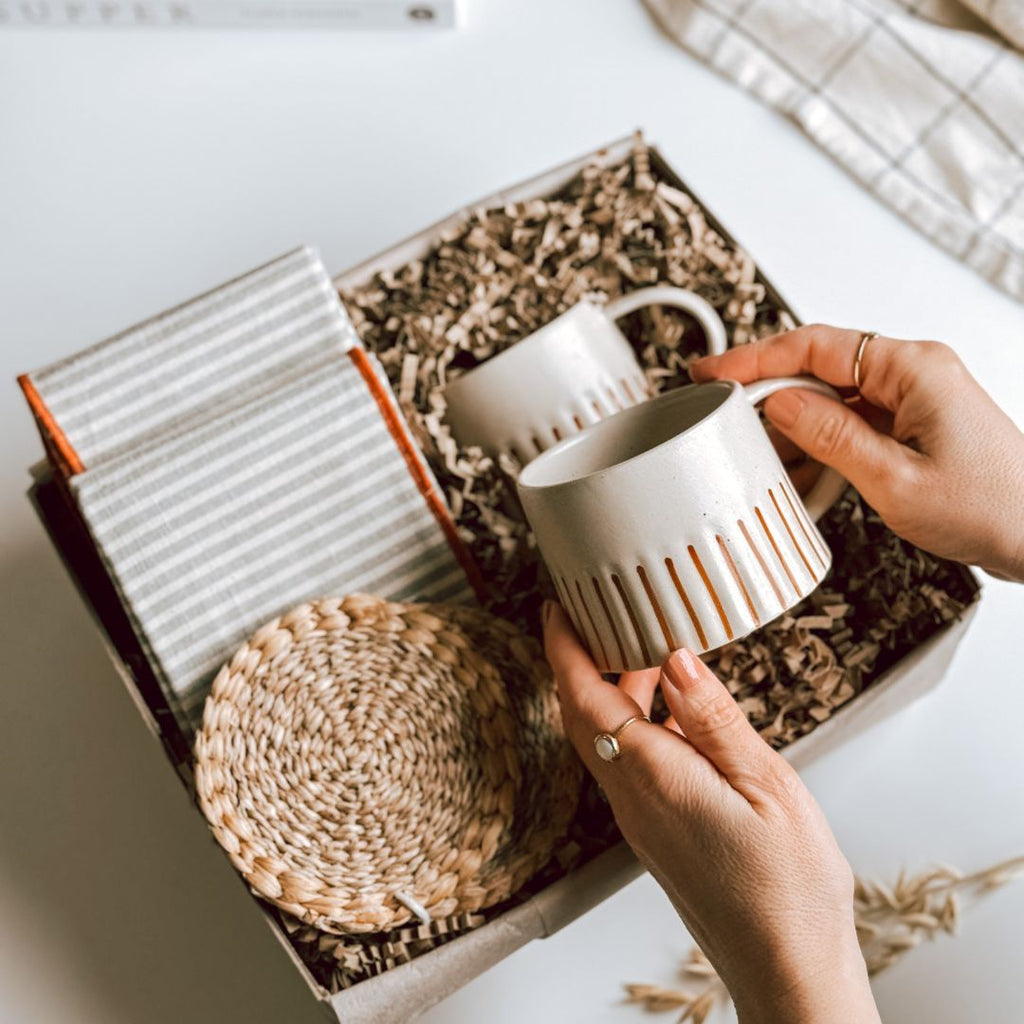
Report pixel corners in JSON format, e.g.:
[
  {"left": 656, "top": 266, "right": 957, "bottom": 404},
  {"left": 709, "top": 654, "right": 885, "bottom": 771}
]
[
  {"left": 1, "top": 0, "right": 461, "bottom": 29},
  {"left": 23, "top": 135, "right": 980, "bottom": 1023}
]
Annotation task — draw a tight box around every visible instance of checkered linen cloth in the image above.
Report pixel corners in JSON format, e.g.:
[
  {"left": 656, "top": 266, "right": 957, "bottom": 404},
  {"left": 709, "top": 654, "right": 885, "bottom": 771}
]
[
  {"left": 642, "top": 0, "right": 1024, "bottom": 302},
  {"left": 24, "top": 248, "right": 474, "bottom": 733},
  {"left": 959, "top": 0, "right": 1024, "bottom": 50}
]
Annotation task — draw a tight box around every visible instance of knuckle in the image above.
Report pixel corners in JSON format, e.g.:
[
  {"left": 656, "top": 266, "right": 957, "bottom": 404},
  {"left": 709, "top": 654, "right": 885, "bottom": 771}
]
[
  {"left": 803, "top": 322, "right": 842, "bottom": 354},
  {"left": 690, "top": 689, "right": 743, "bottom": 737},
  {"left": 765, "top": 759, "right": 807, "bottom": 805},
  {"left": 785, "top": 323, "right": 826, "bottom": 356},
  {"left": 812, "top": 410, "right": 853, "bottom": 460},
  {"left": 885, "top": 453, "right": 920, "bottom": 493},
  {"left": 920, "top": 339, "right": 958, "bottom": 365},
  {"left": 891, "top": 340, "right": 924, "bottom": 372},
  {"left": 907, "top": 340, "right": 963, "bottom": 379},
  {"left": 732, "top": 745, "right": 798, "bottom": 803},
  {"left": 802, "top": 321, "right": 831, "bottom": 339},
  {"left": 792, "top": 322, "right": 826, "bottom": 340}
]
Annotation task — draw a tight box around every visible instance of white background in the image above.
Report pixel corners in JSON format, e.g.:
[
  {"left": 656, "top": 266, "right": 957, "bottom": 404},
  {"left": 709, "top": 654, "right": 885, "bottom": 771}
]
[{"left": 1, "top": 2, "right": 1023, "bottom": 1022}]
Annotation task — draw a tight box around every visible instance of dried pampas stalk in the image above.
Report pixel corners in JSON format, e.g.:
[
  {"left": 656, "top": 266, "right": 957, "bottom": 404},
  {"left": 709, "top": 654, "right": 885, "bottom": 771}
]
[
  {"left": 624, "top": 854, "right": 1024, "bottom": 1021},
  {"left": 625, "top": 949, "right": 726, "bottom": 1023},
  {"left": 855, "top": 853, "right": 1024, "bottom": 975}
]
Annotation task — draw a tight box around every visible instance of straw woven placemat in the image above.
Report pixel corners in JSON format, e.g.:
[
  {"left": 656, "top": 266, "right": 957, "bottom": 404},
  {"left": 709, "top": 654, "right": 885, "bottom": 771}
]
[{"left": 195, "top": 594, "right": 581, "bottom": 934}]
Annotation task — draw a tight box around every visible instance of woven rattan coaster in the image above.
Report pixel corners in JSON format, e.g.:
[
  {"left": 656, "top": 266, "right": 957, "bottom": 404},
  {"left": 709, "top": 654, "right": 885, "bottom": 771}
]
[{"left": 195, "top": 594, "right": 581, "bottom": 935}]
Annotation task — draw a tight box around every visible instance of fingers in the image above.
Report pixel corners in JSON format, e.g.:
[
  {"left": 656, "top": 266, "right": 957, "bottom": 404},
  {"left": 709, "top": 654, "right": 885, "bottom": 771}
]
[
  {"left": 787, "top": 459, "right": 824, "bottom": 499},
  {"left": 690, "top": 323, "right": 921, "bottom": 506},
  {"left": 766, "top": 422, "right": 808, "bottom": 465},
  {"left": 544, "top": 604, "right": 694, "bottom": 777},
  {"left": 618, "top": 667, "right": 661, "bottom": 715},
  {"left": 542, "top": 602, "right": 647, "bottom": 765},
  {"left": 763, "top": 387, "right": 913, "bottom": 506},
  {"left": 660, "top": 649, "right": 778, "bottom": 800},
  {"left": 620, "top": 667, "right": 682, "bottom": 731},
  {"left": 690, "top": 324, "right": 907, "bottom": 413}
]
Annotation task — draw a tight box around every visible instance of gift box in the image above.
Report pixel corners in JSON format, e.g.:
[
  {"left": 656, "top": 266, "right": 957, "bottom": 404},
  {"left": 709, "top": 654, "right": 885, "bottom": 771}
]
[
  {"left": 22, "top": 135, "right": 980, "bottom": 1023},
  {"left": 0, "top": 0, "right": 460, "bottom": 29}
]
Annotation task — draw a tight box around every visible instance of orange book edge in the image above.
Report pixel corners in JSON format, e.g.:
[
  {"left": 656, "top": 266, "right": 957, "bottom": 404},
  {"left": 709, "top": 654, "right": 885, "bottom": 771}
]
[
  {"left": 347, "top": 348, "right": 487, "bottom": 602},
  {"left": 18, "top": 373, "right": 85, "bottom": 477}
]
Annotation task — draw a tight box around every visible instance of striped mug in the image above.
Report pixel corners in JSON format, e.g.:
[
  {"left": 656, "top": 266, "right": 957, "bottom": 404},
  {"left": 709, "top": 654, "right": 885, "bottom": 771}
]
[
  {"left": 442, "top": 286, "right": 728, "bottom": 465},
  {"left": 517, "top": 377, "right": 844, "bottom": 670}
]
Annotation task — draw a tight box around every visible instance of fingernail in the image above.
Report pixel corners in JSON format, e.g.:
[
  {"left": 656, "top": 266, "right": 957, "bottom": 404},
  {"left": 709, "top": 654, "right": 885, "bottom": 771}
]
[
  {"left": 765, "top": 388, "right": 805, "bottom": 429},
  {"left": 541, "top": 599, "right": 557, "bottom": 625},
  {"left": 662, "top": 649, "right": 703, "bottom": 692}
]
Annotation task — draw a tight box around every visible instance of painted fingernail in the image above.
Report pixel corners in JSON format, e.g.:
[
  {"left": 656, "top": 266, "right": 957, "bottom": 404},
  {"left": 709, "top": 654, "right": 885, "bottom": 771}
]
[
  {"left": 662, "top": 649, "right": 703, "bottom": 692},
  {"left": 765, "top": 388, "right": 805, "bottom": 429}
]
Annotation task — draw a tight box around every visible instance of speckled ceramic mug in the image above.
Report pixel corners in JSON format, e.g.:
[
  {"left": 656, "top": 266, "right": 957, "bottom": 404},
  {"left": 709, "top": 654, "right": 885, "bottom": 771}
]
[
  {"left": 442, "top": 286, "right": 728, "bottom": 464},
  {"left": 517, "top": 377, "right": 845, "bottom": 670}
]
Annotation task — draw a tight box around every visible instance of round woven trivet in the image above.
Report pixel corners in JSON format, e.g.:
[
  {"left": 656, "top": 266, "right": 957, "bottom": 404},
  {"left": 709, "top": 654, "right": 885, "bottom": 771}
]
[{"left": 195, "top": 594, "right": 581, "bottom": 935}]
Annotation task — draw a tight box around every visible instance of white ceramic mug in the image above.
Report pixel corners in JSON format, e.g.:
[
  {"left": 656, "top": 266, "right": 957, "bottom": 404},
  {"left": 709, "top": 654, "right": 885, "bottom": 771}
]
[
  {"left": 518, "top": 377, "right": 845, "bottom": 671},
  {"left": 442, "top": 287, "right": 728, "bottom": 464}
]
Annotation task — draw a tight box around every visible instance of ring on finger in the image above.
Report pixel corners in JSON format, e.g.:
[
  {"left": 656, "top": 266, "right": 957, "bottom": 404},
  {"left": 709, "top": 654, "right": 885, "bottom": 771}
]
[
  {"left": 853, "top": 331, "right": 879, "bottom": 394},
  {"left": 594, "top": 714, "right": 650, "bottom": 762}
]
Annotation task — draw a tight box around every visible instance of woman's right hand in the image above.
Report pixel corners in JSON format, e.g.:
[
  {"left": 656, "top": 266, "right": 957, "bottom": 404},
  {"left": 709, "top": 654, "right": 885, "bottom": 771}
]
[{"left": 691, "top": 325, "right": 1024, "bottom": 582}]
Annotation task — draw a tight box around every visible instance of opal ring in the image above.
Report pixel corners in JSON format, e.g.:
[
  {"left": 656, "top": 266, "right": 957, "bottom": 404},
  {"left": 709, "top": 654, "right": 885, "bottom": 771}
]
[{"left": 594, "top": 714, "right": 650, "bottom": 762}]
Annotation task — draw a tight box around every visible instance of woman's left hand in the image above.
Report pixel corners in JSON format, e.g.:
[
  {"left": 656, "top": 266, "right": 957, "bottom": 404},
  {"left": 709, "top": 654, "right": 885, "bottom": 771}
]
[{"left": 543, "top": 601, "right": 880, "bottom": 1024}]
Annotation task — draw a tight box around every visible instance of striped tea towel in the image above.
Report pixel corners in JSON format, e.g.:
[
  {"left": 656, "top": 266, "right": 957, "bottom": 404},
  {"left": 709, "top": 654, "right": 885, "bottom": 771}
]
[
  {"left": 642, "top": 0, "right": 1024, "bottom": 302},
  {"left": 71, "top": 349, "right": 476, "bottom": 732},
  {"left": 20, "top": 245, "right": 360, "bottom": 476}
]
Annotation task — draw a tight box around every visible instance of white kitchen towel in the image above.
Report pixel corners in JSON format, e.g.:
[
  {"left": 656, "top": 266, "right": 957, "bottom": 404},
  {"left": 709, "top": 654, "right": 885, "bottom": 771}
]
[
  {"left": 24, "top": 245, "right": 359, "bottom": 473},
  {"left": 72, "top": 350, "right": 475, "bottom": 733},
  {"left": 642, "top": 0, "right": 1024, "bottom": 302}
]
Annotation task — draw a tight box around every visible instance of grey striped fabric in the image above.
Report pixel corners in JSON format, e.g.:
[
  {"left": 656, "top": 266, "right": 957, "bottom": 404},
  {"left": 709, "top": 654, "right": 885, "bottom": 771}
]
[
  {"left": 30, "top": 247, "right": 472, "bottom": 733},
  {"left": 72, "top": 352, "right": 472, "bottom": 732},
  {"left": 29, "top": 246, "right": 360, "bottom": 468}
]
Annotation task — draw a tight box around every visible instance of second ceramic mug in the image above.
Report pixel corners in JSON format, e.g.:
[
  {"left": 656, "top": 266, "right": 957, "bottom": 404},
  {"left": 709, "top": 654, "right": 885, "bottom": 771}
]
[
  {"left": 518, "top": 377, "right": 844, "bottom": 671},
  {"left": 442, "top": 286, "right": 728, "bottom": 464}
]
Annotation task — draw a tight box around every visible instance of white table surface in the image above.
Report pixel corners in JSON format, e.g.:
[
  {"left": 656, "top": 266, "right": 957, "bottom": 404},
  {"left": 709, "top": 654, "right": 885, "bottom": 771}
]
[{"left": 1, "top": 2, "right": 1022, "bottom": 1022}]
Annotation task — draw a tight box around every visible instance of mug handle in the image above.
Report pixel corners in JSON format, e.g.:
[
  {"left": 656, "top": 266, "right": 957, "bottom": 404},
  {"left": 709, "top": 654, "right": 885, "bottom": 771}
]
[
  {"left": 603, "top": 286, "right": 728, "bottom": 356},
  {"left": 742, "top": 376, "right": 848, "bottom": 522}
]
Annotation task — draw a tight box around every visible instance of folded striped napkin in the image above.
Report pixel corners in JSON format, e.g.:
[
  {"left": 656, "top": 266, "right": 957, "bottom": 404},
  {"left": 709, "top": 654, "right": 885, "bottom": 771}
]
[
  {"left": 22, "top": 248, "right": 477, "bottom": 733},
  {"left": 22, "top": 246, "right": 359, "bottom": 475}
]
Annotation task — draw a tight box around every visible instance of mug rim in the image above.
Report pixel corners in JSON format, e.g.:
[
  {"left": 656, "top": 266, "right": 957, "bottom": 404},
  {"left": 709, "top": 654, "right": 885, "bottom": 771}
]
[
  {"left": 440, "top": 300, "right": 611, "bottom": 400},
  {"left": 517, "top": 379, "right": 740, "bottom": 492}
]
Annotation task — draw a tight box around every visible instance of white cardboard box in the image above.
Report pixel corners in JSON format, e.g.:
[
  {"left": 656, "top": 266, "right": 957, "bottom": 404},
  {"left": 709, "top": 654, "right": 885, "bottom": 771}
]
[
  {"left": 0, "top": 0, "right": 459, "bottom": 29},
  {"left": 26, "top": 136, "right": 982, "bottom": 1023}
]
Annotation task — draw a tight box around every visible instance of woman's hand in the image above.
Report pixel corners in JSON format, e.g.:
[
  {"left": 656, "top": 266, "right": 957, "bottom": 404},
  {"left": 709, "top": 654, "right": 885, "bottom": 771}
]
[
  {"left": 543, "top": 602, "right": 880, "bottom": 1024},
  {"left": 691, "top": 325, "right": 1024, "bottom": 582}
]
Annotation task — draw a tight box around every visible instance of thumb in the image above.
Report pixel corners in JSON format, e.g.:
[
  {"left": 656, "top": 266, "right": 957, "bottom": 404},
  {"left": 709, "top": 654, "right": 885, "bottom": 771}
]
[
  {"left": 763, "top": 388, "right": 910, "bottom": 507},
  {"left": 660, "top": 649, "right": 776, "bottom": 797}
]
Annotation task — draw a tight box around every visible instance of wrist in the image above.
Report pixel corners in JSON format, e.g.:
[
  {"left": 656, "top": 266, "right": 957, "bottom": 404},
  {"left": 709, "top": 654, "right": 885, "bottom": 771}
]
[
  {"left": 981, "top": 518, "right": 1024, "bottom": 584},
  {"left": 732, "top": 929, "right": 879, "bottom": 1024},
  {"left": 983, "top": 454, "right": 1024, "bottom": 583},
  {"left": 997, "top": 533, "right": 1024, "bottom": 583}
]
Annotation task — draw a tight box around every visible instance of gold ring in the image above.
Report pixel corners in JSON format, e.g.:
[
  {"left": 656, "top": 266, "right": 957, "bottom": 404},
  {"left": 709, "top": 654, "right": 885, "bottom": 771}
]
[
  {"left": 594, "top": 714, "right": 650, "bottom": 762},
  {"left": 853, "top": 331, "right": 879, "bottom": 393}
]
